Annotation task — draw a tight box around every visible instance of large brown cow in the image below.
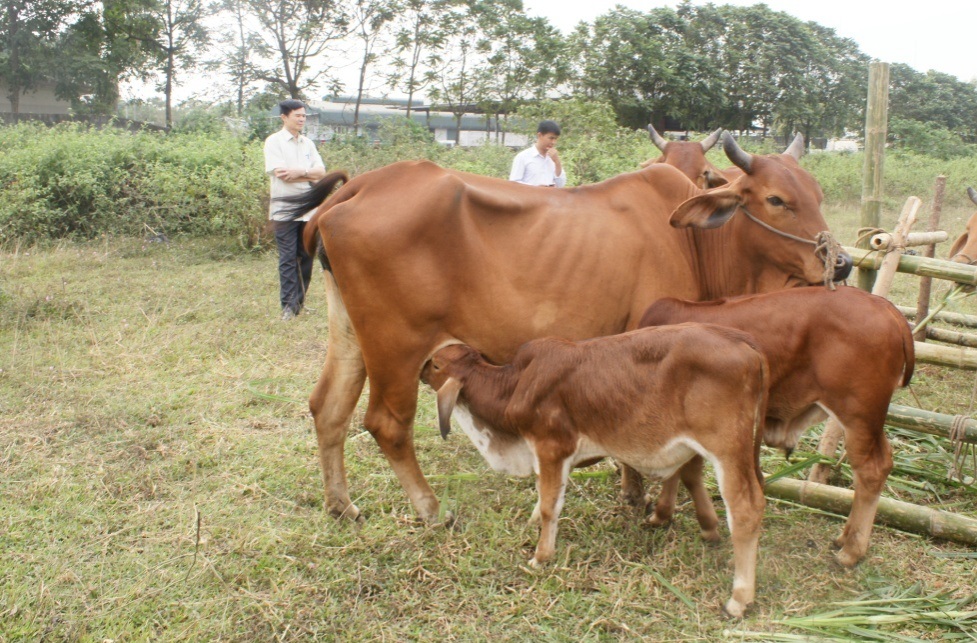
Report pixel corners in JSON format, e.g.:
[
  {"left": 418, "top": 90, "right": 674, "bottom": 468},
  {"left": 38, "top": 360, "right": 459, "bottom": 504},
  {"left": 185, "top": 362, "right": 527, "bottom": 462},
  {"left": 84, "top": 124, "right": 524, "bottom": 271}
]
[
  {"left": 948, "top": 187, "right": 977, "bottom": 265},
  {"left": 281, "top": 132, "right": 851, "bottom": 524},
  {"left": 639, "top": 125, "right": 728, "bottom": 188}
]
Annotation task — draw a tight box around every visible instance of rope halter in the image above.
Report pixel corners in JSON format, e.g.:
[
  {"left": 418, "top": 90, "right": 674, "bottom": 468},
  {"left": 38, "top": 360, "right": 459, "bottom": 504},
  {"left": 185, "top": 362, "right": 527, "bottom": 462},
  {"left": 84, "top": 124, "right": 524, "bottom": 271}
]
[{"left": 739, "top": 206, "right": 846, "bottom": 289}]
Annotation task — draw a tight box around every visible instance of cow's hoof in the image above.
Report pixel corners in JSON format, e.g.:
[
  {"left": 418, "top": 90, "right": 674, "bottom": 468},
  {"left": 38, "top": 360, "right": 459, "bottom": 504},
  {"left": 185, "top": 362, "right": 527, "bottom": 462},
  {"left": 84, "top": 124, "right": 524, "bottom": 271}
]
[
  {"left": 723, "top": 598, "right": 748, "bottom": 619},
  {"left": 700, "top": 528, "right": 721, "bottom": 543},
  {"left": 330, "top": 503, "right": 365, "bottom": 523},
  {"left": 834, "top": 548, "right": 862, "bottom": 569}
]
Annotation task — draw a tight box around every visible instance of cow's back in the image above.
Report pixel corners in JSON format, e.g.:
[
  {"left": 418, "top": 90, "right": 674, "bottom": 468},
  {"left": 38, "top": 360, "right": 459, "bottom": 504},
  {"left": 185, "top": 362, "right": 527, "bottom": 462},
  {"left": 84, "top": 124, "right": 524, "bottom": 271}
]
[{"left": 318, "top": 162, "right": 703, "bottom": 363}]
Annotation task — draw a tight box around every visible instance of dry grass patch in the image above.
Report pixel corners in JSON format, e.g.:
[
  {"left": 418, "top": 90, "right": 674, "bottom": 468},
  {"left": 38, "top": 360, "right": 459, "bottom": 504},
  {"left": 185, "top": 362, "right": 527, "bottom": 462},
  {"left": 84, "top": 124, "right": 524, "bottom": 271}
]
[{"left": 1, "top": 232, "right": 975, "bottom": 641}]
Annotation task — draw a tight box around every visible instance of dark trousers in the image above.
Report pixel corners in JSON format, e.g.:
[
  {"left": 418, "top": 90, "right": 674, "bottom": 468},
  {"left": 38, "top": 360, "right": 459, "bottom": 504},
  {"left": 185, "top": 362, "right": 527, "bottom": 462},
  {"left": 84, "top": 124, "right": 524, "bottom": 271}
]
[{"left": 274, "top": 220, "right": 314, "bottom": 314}]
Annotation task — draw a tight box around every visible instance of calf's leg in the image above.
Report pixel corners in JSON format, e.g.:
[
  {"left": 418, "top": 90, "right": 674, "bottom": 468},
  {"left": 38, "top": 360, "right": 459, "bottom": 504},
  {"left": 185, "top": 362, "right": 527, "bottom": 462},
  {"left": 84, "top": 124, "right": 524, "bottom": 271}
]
[
  {"left": 832, "top": 412, "right": 893, "bottom": 567},
  {"left": 716, "top": 455, "right": 765, "bottom": 618},
  {"left": 648, "top": 456, "right": 721, "bottom": 542},
  {"left": 530, "top": 451, "right": 573, "bottom": 567}
]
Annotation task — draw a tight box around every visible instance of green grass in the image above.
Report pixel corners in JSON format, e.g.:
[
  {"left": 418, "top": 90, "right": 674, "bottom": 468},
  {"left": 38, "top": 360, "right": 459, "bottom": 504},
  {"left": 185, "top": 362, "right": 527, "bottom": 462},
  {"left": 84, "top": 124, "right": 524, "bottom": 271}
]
[{"left": 2, "top": 203, "right": 976, "bottom": 640}]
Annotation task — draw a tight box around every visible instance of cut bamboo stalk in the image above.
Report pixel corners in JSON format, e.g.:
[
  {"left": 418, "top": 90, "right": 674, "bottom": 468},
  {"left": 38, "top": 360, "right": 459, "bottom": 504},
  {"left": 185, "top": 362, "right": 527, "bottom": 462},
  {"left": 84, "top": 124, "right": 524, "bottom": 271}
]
[
  {"left": 918, "top": 326, "right": 977, "bottom": 348},
  {"left": 871, "top": 196, "right": 920, "bottom": 297},
  {"left": 812, "top": 198, "right": 918, "bottom": 483},
  {"left": 914, "top": 341, "right": 977, "bottom": 370},
  {"left": 870, "top": 231, "right": 947, "bottom": 250},
  {"left": 845, "top": 247, "right": 977, "bottom": 285},
  {"left": 886, "top": 403, "right": 977, "bottom": 444},
  {"left": 899, "top": 305, "right": 977, "bottom": 329},
  {"left": 765, "top": 478, "right": 977, "bottom": 545},
  {"left": 915, "top": 176, "right": 947, "bottom": 341}
]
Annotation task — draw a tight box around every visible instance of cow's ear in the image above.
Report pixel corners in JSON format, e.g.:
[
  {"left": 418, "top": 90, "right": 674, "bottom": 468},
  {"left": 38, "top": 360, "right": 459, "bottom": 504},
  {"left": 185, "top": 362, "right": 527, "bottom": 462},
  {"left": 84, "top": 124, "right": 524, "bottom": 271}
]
[
  {"left": 703, "top": 169, "right": 729, "bottom": 188},
  {"left": 670, "top": 189, "right": 741, "bottom": 229},
  {"left": 435, "top": 377, "right": 463, "bottom": 440},
  {"left": 950, "top": 232, "right": 969, "bottom": 260}
]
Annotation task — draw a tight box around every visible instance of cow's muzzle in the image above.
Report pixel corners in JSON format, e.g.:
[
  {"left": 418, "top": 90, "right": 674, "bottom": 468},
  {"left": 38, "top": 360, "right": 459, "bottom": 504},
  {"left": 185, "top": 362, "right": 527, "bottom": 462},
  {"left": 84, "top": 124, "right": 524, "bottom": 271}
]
[{"left": 833, "top": 252, "right": 853, "bottom": 282}]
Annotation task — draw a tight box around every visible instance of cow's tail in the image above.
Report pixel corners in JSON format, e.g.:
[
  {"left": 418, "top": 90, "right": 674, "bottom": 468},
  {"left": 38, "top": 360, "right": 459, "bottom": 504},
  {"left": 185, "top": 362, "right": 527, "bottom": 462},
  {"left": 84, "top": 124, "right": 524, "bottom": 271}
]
[
  {"left": 750, "top": 347, "right": 770, "bottom": 489},
  {"left": 886, "top": 302, "right": 916, "bottom": 387},
  {"left": 274, "top": 171, "right": 349, "bottom": 271}
]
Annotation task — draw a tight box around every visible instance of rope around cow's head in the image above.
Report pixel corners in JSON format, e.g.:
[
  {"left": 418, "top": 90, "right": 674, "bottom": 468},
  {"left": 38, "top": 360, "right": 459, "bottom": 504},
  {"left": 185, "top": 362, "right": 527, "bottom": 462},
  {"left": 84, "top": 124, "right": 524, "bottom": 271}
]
[{"left": 738, "top": 206, "right": 847, "bottom": 289}]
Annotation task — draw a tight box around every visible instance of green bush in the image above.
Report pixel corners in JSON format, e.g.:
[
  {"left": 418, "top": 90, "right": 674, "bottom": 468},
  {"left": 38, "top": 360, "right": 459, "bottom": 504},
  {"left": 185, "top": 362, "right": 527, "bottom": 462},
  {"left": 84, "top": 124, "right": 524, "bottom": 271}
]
[{"left": 4, "top": 112, "right": 977, "bottom": 245}]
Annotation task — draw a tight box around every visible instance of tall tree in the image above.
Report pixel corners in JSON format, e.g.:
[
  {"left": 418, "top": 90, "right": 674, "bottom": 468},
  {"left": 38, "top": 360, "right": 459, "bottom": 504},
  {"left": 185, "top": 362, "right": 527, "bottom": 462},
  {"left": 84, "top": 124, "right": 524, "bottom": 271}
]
[
  {"left": 349, "top": 0, "right": 394, "bottom": 132},
  {"left": 242, "top": 0, "right": 350, "bottom": 100},
  {"left": 1, "top": 0, "right": 79, "bottom": 114},
  {"left": 142, "top": 0, "right": 212, "bottom": 128},
  {"left": 427, "top": 0, "right": 490, "bottom": 145},
  {"left": 387, "top": 0, "right": 450, "bottom": 117},
  {"left": 209, "top": 0, "right": 268, "bottom": 115},
  {"left": 474, "top": 0, "right": 565, "bottom": 143}
]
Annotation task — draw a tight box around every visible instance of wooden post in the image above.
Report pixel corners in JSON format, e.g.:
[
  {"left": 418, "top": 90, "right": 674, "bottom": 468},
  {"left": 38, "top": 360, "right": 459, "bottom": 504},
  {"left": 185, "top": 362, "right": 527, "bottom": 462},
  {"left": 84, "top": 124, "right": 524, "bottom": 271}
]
[
  {"left": 810, "top": 196, "right": 918, "bottom": 484},
  {"left": 915, "top": 176, "right": 947, "bottom": 341},
  {"left": 857, "top": 62, "right": 890, "bottom": 292},
  {"left": 765, "top": 478, "right": 977, "bottom": 546}
]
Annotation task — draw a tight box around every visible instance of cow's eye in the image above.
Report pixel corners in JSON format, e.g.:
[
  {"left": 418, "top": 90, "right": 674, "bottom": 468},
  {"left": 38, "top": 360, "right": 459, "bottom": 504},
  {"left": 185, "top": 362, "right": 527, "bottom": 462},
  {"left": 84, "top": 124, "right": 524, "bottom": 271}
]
[{"left": 766, "top": 196, "right": 786, "bottom": 207}]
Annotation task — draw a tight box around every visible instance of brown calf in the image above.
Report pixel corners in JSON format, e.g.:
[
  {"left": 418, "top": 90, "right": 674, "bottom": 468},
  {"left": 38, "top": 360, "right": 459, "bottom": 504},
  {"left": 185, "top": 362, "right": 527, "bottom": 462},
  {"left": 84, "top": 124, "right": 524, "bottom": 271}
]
[
  {"left": 422, "top": 324, "right": 769, "bottom": 617},
  {"left": 639, "top": 286, "right": 914, "bottom": 567}
]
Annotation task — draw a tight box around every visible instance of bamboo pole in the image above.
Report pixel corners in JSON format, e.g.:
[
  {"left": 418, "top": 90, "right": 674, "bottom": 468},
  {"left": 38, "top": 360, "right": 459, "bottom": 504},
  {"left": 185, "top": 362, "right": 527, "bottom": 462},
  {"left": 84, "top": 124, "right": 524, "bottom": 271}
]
[
  {"left": 811, "top": 198, "right": 918, "bottom": 483},
  {"left": 918, "top": 326, "right": 977, "bottom": 348},
  {"left": 871, "top": 231, "right": 948, "bottom": 250},
  {"left": 765, "top": 477, "right": 977, "bottom": 546},
  {"left": 886, "top": 403, "right": 977, "bottom": 443},
  {"left": 845, "top": 247, "right": 977, "bottom": 286},
  {"left": 857, "top": 62, "right": 890, "bottom": 292},
  {"left": 914, "top": 341, "right": 977, "bottom": 370},
  {"left": 915, "top": 176, "right": 947, "bottom": 341},
  {"left": 899, "top": 305, "right": 977, "bottom": 329}
]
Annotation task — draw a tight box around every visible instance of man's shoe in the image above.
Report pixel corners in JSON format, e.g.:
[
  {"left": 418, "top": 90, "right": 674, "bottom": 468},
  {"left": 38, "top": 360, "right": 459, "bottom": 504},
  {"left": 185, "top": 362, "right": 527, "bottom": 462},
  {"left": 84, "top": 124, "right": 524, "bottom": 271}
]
[{"left": 281, "top": 308, "right": 297, "bottom": 321}]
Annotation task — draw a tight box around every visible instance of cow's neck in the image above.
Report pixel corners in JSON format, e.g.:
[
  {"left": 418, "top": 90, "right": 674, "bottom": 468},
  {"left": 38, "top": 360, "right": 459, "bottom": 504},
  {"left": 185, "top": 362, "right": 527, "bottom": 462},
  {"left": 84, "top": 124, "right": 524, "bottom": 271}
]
[{"left": 690, "top": 227, "right": 758, "bottom": 300}]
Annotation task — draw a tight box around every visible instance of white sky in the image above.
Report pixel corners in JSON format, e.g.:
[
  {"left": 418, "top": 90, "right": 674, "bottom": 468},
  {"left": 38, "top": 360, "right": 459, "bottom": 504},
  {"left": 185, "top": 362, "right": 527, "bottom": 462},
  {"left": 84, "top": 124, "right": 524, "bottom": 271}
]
[
  {"left": 129, "top": 0, "right": 976, "bottom": 105},
  {"left": 523, "top": 0, "right": 977, "bottom": 83}
]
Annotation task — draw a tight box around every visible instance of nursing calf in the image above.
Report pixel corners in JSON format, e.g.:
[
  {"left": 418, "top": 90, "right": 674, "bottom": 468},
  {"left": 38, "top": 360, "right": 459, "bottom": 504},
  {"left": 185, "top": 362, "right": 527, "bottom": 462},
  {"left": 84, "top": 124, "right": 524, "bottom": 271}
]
[
  {"left": 422, "top": 325, "right": 768, "bottom": 617},
  {"left": 639, "top": 286, "right": 914, "bottom": 567}
]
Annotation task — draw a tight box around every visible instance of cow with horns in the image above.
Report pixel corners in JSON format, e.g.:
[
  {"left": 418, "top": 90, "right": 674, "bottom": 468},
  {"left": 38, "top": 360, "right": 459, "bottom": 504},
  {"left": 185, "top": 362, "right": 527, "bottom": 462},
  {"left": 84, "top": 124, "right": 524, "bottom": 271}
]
[
  {"left": 639, "top": 124, "right": 728, "bottom": 188},
  {"left": 279, "top": 132, "right": 852, "bottom": 524}
]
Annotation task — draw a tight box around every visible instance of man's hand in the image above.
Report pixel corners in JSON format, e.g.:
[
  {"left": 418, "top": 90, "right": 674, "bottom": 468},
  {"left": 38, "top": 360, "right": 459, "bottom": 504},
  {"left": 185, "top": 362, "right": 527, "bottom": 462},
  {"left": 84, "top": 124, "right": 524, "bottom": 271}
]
[{"left": 274, "top": 168, "right": 310, "bottom": 182}]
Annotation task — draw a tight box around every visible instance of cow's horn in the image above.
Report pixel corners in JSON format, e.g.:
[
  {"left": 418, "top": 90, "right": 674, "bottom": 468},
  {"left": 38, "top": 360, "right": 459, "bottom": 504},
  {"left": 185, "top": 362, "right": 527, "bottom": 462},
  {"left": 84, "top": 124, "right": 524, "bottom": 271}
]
[
  {"left": 722, "top": 132, "right": 753, "bottom": 174},
  {"left": 968, "top": 187, "right": 977, "bottom": 206},
  {"left": 647, "top": 124, "right": 668, "bottom": 152},
  {"left": 784, "top": 133, "right": 805, "bottom": 160},
  {"left": 700, "top": 128, "right": 722, "bottom": 151}
]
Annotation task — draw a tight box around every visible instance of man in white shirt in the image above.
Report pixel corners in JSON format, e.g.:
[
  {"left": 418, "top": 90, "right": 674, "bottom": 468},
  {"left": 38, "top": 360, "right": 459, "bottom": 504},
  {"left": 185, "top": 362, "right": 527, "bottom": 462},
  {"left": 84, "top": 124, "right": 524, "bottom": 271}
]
[
  {"left": 264, "top": 99, "right": 327, "bottom": 321},
  {"left": 509, "top": 120, "right": 566, "bottom": 187}
]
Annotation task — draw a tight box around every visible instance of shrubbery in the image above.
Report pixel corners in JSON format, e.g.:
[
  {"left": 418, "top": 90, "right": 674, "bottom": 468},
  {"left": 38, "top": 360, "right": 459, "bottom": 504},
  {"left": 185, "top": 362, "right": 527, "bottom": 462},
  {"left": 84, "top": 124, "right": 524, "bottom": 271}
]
[{"left": 3, "top": 114, "right": 977, "bottom": 245}]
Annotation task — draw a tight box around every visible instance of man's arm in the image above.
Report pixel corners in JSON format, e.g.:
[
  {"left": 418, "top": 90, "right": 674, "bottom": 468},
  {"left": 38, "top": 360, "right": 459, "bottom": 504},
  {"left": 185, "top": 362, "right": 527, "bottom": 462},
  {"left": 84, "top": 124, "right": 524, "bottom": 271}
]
[{"left": 509, "top": 152, "right": 527, "bottom": 183}]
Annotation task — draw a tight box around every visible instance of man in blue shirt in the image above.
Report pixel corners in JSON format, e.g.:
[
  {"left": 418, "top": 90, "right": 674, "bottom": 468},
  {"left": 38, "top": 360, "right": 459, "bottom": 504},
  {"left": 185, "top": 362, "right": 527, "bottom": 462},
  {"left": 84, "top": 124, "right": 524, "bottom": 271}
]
[{"left": 509, "top": 120, "right": 566, "bottom": 187}]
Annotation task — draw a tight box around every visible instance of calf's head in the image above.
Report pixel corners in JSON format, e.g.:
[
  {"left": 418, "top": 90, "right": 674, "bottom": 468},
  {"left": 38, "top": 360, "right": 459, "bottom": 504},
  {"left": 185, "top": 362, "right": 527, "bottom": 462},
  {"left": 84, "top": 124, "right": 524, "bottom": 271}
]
[{"left": 421, "top": 344, "right": 481, "bottom": 440}]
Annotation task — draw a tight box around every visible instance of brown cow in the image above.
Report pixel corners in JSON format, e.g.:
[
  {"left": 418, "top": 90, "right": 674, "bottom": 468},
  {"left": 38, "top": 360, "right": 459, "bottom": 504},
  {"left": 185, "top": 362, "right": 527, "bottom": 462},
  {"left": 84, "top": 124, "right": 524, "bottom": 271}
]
[
  {"left": 279, "top": 132, "right": 851, "bottom": 524},
  {"left": 421, "top": 325, "right": 768, "bottom": 617},
  {"left": 639, "top": 124, "right": 728, "bottom": 188},
  {"left": 638, "top": 286, "right": 914, "bottom": 567},
  {"left": 948, "top": 187, "right": 977, "bottom": 265}
]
